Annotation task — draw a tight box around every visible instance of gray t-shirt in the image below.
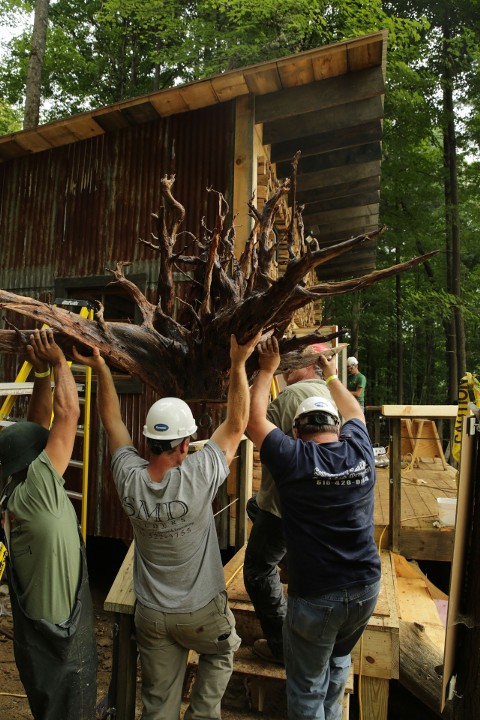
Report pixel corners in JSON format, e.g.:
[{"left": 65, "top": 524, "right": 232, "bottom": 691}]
[{"left": 111, "top": 440, "right": 229, "bottom": 613}]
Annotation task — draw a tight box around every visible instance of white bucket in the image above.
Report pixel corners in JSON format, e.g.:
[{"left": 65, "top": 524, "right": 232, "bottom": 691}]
[{"left": 436, "top": 497, "right": 457, "bottom": 526}]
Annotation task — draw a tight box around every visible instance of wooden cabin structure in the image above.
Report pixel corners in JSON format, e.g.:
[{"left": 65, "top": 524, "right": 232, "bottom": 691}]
[{"left": 0, "top": 30, "right": 387, "bottom": 545}]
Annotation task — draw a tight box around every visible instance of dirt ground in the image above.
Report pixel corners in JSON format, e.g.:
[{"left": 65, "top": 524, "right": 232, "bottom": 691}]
[{"left": 0, "top": 577, "right": 288, "bottom": 720}]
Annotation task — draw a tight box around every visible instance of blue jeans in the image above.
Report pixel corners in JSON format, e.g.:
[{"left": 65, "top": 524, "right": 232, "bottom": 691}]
[
  {"left": 283, "top": 580, "right": 381, "bottom": 720},
  {"left": 243, "top": 506, "right": 287, "bottom": 658}
]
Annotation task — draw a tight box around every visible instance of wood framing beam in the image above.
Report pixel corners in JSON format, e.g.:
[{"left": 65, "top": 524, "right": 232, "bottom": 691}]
[{"left": 233, "top": 95, "right": 256, "bottom": 257}]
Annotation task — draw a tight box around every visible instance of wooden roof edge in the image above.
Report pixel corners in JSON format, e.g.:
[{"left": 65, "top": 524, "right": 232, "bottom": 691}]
[{"left": 0, "top": 31, "right": 388, "bottom": 159}]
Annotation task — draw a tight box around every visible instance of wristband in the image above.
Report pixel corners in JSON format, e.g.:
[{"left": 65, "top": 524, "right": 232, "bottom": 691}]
[
  {"left": 34, "top": 369, "right": 50, "bottom": 378},
  {"left": 325, "top": 374, "right": 337, "bottom": 384}
]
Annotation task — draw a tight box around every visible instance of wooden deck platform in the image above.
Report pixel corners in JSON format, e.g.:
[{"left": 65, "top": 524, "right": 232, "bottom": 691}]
[{"left": 374, "top": 458, "right": 457, "bottom": 562}]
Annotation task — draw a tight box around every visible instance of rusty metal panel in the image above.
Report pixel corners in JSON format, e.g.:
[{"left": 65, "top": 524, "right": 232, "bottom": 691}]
[{"left": 0, "top": 103, "right": 234, "bottom": 291}]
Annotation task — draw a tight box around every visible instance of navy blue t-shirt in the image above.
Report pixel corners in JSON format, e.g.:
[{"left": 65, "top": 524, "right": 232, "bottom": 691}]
[{"left": 260, "top": 419, "right": 381, "bottom": 597}]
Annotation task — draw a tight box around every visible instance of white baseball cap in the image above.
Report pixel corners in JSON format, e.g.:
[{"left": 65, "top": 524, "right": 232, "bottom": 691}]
[{"left": 347, "top": 356, "right": 358, "bottom": 366}]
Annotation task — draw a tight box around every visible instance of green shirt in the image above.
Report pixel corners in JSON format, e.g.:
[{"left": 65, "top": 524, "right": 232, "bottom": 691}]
[
  {"left": 347, "top": 371, "right": 366, "bottom": 404},
  {"left": 256, "top": 378, "right": 335, "bottom": 517},
  {"left": 7, "top": 450, "right": 81, "bottom": 623}
]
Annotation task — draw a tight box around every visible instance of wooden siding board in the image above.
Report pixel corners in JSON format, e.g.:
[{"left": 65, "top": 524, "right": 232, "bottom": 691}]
[
  {"left": 297, "top": 175, "right": 380, "bottom": 204},
  {"left": 308, "top": 203, "right": 379, "bottom": 227},
  {"left": 271, "top": 120, "right": 383, "bottom": 162},
  {"left": 276, "top": 142, "right": 382, "bottom": 178},
  {"left": 256, "top": 67, "right": 384, "bottom": 124},
  {"left": 296, "top": 159, "right": 382, "bottom": 192},
  {"left": 263, "top": 95, "right": 384, "bottom": 145},
  {"left": 305, "top": 190, "right": 380, "bottom": 214}
]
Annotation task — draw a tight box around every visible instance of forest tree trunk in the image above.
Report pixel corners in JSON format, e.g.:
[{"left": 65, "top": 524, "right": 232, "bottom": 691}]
[
  {"left": 442, "top": 20, "right": 466, "bottom": 398},
  {"left": 23, "top": 0, "right": 50, "bottom": 129}
]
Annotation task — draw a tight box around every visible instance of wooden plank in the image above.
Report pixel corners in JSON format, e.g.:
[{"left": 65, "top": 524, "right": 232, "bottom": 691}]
[
  {"left": 256, "top": 67, "right": 385, "bottom": 123},
  {"left": 263, "top": 95, "right": 384, "bottom": 144},
  {"left": 271, "top": 120, "right": 383, "bottom": 162},
  {"left": 382, "top": 405, "right": 459, "bottom": 419},
  {"left": 296, "top": 160, "right": 381, "bottom": 192},
  {"left": 105, "top": 541, "right": 135, "bottom": 614},
  {"left": 308, "top": 202, "right": 379, "bottom": 226},
  {"left": 311, "top": 46, "right": 348, "bottom": 80},
  {"left": 277, "top": 56, "right": 316, "bottom": 88},
  {"left": 276, "top": 142, "right": 382, "bottom": 179},
  {"left": 297, "top": 174, "right": 380, "bottom": 204},
  {"left": 233, "top": 95, "right": 255, "bottom": 256},
  {"left": 399, "top": 528, "right": 454, "bottom": 562},
  {"left": 244, "top": 66, "right": 282, "bottom": 95},
  {"left": 311, "top": 215, "right": 378, "bottom": 236},
  {"left": 358, "top": 677, "right": 389, "bottom": 720},
  {"left": 347, "top": 35, "right": 385, "bottom": 70},
  {"left": 302, "top": 190, "right": 380, "bottom": 215},
  {"left": 210, "top": 73, "right": 250, "bottom": 102}
]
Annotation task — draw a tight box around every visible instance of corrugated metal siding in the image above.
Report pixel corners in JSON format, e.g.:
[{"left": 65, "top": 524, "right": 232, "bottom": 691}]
[
  {"left": 0, "top": 102, "right": 234, "bottom": 289},
  {"left": 0, "top": 102, "right": 235, "bottom": 542}
]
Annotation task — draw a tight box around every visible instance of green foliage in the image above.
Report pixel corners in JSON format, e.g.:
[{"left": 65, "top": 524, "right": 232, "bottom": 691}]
[{"left": 0, "top": 97, "right": 21, "bottom": 133}]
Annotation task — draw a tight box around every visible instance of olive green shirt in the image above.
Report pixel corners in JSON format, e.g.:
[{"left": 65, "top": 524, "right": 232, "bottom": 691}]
[
  {"left": 256, "top": 378, "right": 335, "bottom": 517},
  {"left": 7, "top": 451, "right": 81, "bottom": 624}
]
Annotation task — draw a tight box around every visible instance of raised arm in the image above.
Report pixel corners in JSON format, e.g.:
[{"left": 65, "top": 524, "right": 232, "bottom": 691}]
[
  {"left": 72, "top": 347, "right": 132, "bottom": 453},
  {"left": 318, "top": 354, "right": 365, "bottom": 423},
  {"left": 26, "top": 335, "right": 53, "bottom": 428},
  {"left": 246, "top": 337, "right": 281, "bottom": 451},
  {"left": 210, "top": 333, "right": 261, "bottom": 466},
  {"left": 27, "top": 329, "right": 80, "bottom": 476}
]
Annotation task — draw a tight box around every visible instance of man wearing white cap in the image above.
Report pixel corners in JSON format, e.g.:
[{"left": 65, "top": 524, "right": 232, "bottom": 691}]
[
  {"left": 244, "top": 343, "right": 336, "bottom": 664},
  {"left": 247, "top": 339, "right": 380, "bottom": 720},
  {"left": 346, "top": 356, "right": 366, "bottom": 411}
]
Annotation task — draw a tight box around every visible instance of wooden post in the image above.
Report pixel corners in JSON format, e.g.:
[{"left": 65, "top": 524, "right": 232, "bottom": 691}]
[
  {"left": 109, "top": 614, "right": 137, "bottom": 720},
  {"left": 451, "top": 427, "right": 480, "bottom": 719},
  {"left": 235, "top": 437, "right": 253, "bottom": 550},
  {"left": 389, "top": 418, "right": 401, "bottom": 552}
]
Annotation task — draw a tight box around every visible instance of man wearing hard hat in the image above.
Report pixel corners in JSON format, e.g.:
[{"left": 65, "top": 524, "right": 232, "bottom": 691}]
[
  {"left": 346, "top": 355, "right": 366, "bottom": 411},
  {"left": 73, "top": 332, "right": 260, "bottom": 720},
  {"left": 244, "top": 343, "right": 336, "bottom": 665},
  {"left": 247, "top": 339, "right": 380, "bottom": 720}
]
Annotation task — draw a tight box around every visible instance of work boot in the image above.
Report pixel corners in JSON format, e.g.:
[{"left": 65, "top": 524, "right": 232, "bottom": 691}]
[{"left": 252, "top": 639, "right": 284, "bottom": 665}]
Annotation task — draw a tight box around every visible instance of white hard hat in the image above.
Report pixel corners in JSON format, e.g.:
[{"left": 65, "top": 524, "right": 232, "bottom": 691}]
[
  {"left": 143, "top": 398, "right": 198, "bottom": 441},
  {"left": 293, "top": 396, "right": 340, "bottom": 429},
  {"left": 347, "top": 356, "right": 358, "bottom": 366}
]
